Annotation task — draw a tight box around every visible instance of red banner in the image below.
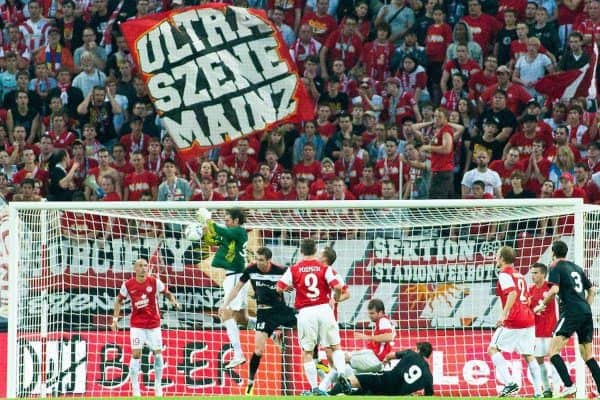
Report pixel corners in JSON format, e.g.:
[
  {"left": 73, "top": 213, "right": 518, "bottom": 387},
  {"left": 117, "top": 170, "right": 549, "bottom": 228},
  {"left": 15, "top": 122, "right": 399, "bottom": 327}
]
[
  {"left": 6, "top": 330, "right": 581, "bottom": 398},
  {"left": 120, "top": 4, "right": 314, "bottom": 161}
]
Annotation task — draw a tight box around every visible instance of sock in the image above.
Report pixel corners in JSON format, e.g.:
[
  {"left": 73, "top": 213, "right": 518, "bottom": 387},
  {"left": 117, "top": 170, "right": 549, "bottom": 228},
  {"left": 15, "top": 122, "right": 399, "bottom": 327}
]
[
  {"left": 491, "top": 352, "right": 512, "bottom": 385},
  {"left": 539, "top": 363, "right": 550, "bottom": 391},
  {"left": 249, "top": 353, "right": 262, "bottom": 382},
  {"left": 528, "top": 360, "right": 543, "bottom": 395},
  {"left": 303, "top": 361, "right": 318, "bottom": 388},
  {"left": 318, "top": 370, "right": 337, "bottom": 391},
  {"left": 312, "top": 347, "right": 319, "bottom": 362},
  {"left": 224, "top": 318, "right": 244, "bottom": 358},
  {"left": 550, "top": 354, "right": 573, "bottom": 387},
  {"left": 154, "top": 353, "right": 164, "bottom": 388},
  {"left": 332, "top": 350, "right": 346, "bottom": 377},
  {"left": 130, "top": 357, "right": 141, "bottom": 395},
  {"left": 586, "top": 358, "right": 600, "bottom": 392}
]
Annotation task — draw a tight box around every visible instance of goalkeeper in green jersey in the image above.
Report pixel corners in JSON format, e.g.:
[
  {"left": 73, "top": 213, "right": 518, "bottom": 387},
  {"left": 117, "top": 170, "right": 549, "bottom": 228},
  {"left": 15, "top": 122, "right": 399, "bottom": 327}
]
[{"left": 202, "top": 208, "right": 250, "bottom": 369}]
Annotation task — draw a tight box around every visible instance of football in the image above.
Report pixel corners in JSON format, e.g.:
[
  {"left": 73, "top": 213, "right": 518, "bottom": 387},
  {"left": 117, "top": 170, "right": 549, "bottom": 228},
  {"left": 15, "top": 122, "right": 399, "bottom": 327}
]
[
  {"left": 195, "top": 208, "right": 212, "bottom": 225},
  {"left": 184, "top": 223, "right": 204, "bottom": 241}
]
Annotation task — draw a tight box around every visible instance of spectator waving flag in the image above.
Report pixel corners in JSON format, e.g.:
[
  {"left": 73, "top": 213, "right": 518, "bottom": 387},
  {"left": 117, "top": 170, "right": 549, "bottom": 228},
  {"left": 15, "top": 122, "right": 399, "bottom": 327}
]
[
  {"left": 120, "top": 4, "right": 314, "bottom": 161},
  {"left": 535, "top": 42, "right": 598, "bottom": 103}
]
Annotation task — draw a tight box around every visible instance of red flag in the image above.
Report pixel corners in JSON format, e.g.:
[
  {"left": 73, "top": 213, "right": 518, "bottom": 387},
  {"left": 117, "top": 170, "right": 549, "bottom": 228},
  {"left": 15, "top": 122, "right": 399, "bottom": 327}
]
[
  {"left": 535, "top": 42, "right": 598, "bottom": 102},
  {"left": 120, "top": 4, "right": 314, "bottom": 162}
]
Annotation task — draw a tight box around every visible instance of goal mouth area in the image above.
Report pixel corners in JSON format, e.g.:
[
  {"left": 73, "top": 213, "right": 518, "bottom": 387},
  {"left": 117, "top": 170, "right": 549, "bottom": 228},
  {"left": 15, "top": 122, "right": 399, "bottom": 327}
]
[{"left": 9, "top": 198, "right": 586, "bottom": 230}]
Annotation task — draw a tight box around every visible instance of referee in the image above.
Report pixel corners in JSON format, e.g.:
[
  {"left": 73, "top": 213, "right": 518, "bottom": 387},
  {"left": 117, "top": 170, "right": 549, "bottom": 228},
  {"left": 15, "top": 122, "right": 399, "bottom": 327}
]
[
  {"left": 219, "top": 246, "right": 296, "bottom": 395},
  {"left": 534, "top": 240, "right": 600, "bottom": 398},
  {"left": 330, "top": 342, "right": 434, "bottom": 396}
]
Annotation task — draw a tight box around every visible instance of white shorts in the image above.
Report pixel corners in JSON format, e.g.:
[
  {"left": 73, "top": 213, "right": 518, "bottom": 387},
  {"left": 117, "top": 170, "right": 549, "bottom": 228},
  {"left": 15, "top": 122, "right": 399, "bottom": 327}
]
[
  {"left": 534, "top": 337, "right": 551, "bottom": 357},
  {"left": 130, "top": 327, "right": 163, "bottom": 351},
  {"left": 297, "top": 303, "right": 340, "bottom": 351},
  {"left": 223, "top": 273, "right": 248, "bottom": 311},
  {"left": 490, "top": 326, "right": 535, "bottom": 355},
  {"left": 349, "top": 349, "right": 383, "bottom": 372}
]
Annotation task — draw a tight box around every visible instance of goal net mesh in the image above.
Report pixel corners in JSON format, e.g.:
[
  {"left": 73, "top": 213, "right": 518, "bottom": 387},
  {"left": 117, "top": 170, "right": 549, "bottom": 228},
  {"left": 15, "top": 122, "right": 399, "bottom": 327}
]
[{"left": 7, "top": 201, "right": 600, "bottom": 397}]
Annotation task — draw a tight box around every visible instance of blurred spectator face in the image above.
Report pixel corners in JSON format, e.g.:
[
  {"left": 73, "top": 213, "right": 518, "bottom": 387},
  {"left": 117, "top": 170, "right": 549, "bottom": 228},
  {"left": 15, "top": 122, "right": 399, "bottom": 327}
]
[
  {"left": 589, "top": 0, "right": 600, "bottom": 18},
  {"left": 279, "top": 173, "right": 293, "bottom": 189},
  {"left": 484, "top": 56, "right": 498, "bottom": 72},
  {"left": 57, "top": 70, "right": 71, "bottom": 85},
  {"left": 304, "top": 121, "right": 316, "bottom": 135},
  {"left": 527, "top": 38, "right": 540, "bottom": 54},
  {"left": 116, "top": 36, "right": 129, "bottom": 52},
  {"left": 532, "top": 140, "right": 545, "bottom": 155},
  {"left": 504, "top": 10, "right": 516, "bottom": 25},
  {"left": 133, "top": 77, "right": 148, "bottom": 95},
  {"left": 81, "top": 54, "right": 95, "bottom": 71},
  {"left": 98, "top": 150, "right": 111, "bottom": 166},
  {"left": 119, "top": 62, "right": 133, "bottom": 79},
  {"left": 137, "top": 0, "right": 149, "bottom": 15},
  {"left": 471, "top": 183, "right": 485, "bottom": 198},
  {"left": 49, "top": 97, "right": 63, "bottom": 113},
  {"left": 523, "top": 119, "right": 536, "bottom": 134},
  {"left": 0, "top": 152, "right": 10, "bottom": 166},
  {"left": 567, "top": 108, "right": 581, "bottom": 124},
  {"left": 35, "top": 63, "right": 50, "bottom": 79},
  {"left": 29, "top": 1, "right": 42, "bottom": 18},
  {"left": 492, "top": 93, "right": 506, "bottom": 110},
  {"left": 226, "top": 181, "right": 239, "bottom": 198},
  {"left": 21, "top": 181, "right": 35, "bottom": 197},
  {"left": 112, "top": 145, "right": 126, "bottom": 161},
  {"left": 93, "top": 0, "right": 108, "bottom": 13},
  {"left": 381, "top": 182, "right": 396, "bottom": 199},
  {"left": 73, "top": 143, "right": 84, "bottom": 157},
  {"left": 475, "top": 151, "right": 489, "bottom": 168},
  {"left": 404, "top": 31, "right": 417, "bottom": 46},
  {"left": 48, "top": 30, "right": 61, "bottom": 47},
  {"left": 162, "top": 162, "right": 177, "bottom": 177},
  {"left": 83, "top": 125, "right": 97, "bottom": 141},
  {"left": 14, "top": 127, "right": 26, "bottom": 142},
  {"left": 559, "top": 176, "right": 574, "bottom": 191},
  {"left": 317, "top": 0, "right": 329, "bottom": 13},
  {"left": 554, "top": 127, "right": 568, "bottom": 144},
  {"left": 432, "top": 8, "right": 444, "bottom": 23},
  {"left": 83, "top": 28, "right": 96, "bottom": 44},
  {"left": 468, "top": 1, "right": 481, "bottom": 17},
  {"left": 259, "top": 164, "right": 270, "bottom": 179},
  {"left": 516, "top": 23, "right": 528, "bottom": 38},
  {"left": 456, "top": 46, "right": 468, "bottom": 62},
  {"left": 332, "top": 179, "right": 345, "bottom": 197},
  {"left": 53, "top": 115, "right": 66, "bottom": 132},
  {"left": 342, "top": 141, "right": 353, "bottom": 157},
  {"left": 16, "top": 92, "right": 29, "bottom": 107},
  {"left": 449, "top": 110, "right": 460, "bottom": 123},
  {"left": 374, "top": 124, "right": 386, "bottom": 138},
  {"left": 237, "top": 139, "right": 249, "bottom": 155},
  {"left": 362, "top": 166, "right": 374, "bottom": 180},
  {"left": 574, "top": 165, "right": 589, "bottom": 181},
  {"left": 265, "top": 150, "right": 278, "bottom": 165},
  {"left": 271, "top": 9, "right": 284, "bottom": 24},
  {"left": 506, "top": 149, "right": 520, "bottom": 164},
  {"left": 342, "top": 17, "right": 357, "bottom": 35},
  {"left": 92, "top": 88, "right": 106, "bottom": 105},
  {"left": 385, "top": 140, "right": 397, "bottom": 157},
  {"left": 130, "top": 119, "right": 143, "bottom": 134},
  {"left": 386, "top": 82, "right": 399, "bottom": 96},
  {"left": 131, "top": 153, "right": 144, "bottom": 169},
  {"left": 541, "top": 180, "right": 554, "bottom": 195},
  {"left": 200, "top": 179, "right": 213, "bottom": 193},
  {"left": 403, "top": 57, "right": 417, "bottom": 72},
  {"left": 4, "top": 55, "right": 17, "bottom": 71},
  {"left": 355, "top": 2, "right": 368, "bottom": 17},
  {"left": 339, "top": 116, "right": 352, "bottom": 130},
  {"left": 451, "top": 75, "right": 465, "bottom": 91},
  {"left": 22, "top": 149, "right": 35, "bottom": 164},
  {"left": 63, "top": 1, "right": 75, "bottom": 16},
  {"left": 433, "top": 109, "right": 448, "bottom": 127},
  {"left": 364, "top": 114, "right": 376, "bottom": 128},
  {"left": 298, "top": 24, "right": 312, "bottom": 41},
  {"left": 569, "top": 35, "right": 583, "bottom": 53},
  {"left": 303, "top": 144, "right": 315, "bottom": 161},
  {"left": 535, "top": 7, "right": 547, "bottom": 23},
  {"left": 525, "top": 3, "right": 537, "bottom": 18},
  {"left": 101, "top": 176, "right": 115, "bottom": 194},
  {"left": 317, "top": 105, "right": 331, "bottom": 121},
  {"left": 387, "top": 125, "right": 398, "bottom": 140},
  {"left": 8, "top": 26, "right": 20, "bottom": 41},
  {"left": 148, "top": 141, "right": 161, "bottom": 155},
  {"left": 199, "top": 161, "right": 212, "bottom": 178},
  {"left": 332, "top": 60, "right": 345, "bottom": 75},
  {"left": 163, "top": 135, "right": 175, "bottom": 151},
  {"left": 217, "top": 171, "right": 228, "bottom": 185},
  {"left": 322, "top": 161, "right": 334, "bottom": 174},
  {"left": 40, "top": 136, "right": 54, "bottom": 153},
  {"left": 296, "top": 180, "right": 309, "bottom": 197},
  {"left": 510, "top": 174, "right": 523, "bottom": 188},
  {"left": 133, "top": 103, "right": 147, "bottom": 117}
]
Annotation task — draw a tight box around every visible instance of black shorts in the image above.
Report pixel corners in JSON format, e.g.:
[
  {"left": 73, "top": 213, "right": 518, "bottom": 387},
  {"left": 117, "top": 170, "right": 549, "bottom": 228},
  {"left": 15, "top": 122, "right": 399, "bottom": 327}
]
[
  {"left": 555, "top": 313, "right": 594, "bottom": 343},
  {"left": 355, "top": 372, "right": 386, "bottom": 395},
  {"left": 256, "top": 306, "right": 296, "bottom": 335}
]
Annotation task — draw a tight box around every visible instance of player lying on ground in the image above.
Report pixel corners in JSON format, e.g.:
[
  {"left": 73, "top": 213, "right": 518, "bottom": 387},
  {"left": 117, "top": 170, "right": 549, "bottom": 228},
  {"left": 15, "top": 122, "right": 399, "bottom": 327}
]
[
  {"left": 329, "top": 341, "right": 434, "bottom": 396},
  {"left": 111, "top": 258, "right": 181, "bottom": 397}
]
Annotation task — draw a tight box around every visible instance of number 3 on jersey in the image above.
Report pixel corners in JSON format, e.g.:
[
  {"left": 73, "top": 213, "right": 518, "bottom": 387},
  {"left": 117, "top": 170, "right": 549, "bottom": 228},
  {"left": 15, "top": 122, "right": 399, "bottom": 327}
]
[
  {"left": 304, "top": 273, "right": 320, "bottom": 298},
  {"left": 571, "top": 271, "right": 583, "bottom": 293}
]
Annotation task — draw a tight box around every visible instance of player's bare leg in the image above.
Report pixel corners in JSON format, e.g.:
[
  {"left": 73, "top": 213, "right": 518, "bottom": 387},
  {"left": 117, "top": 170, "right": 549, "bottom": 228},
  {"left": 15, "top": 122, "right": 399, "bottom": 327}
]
[
  {"left": 153, "top": 349, "right": 164, "bottom": 397},
  {"left": 523, "top": 354, "right": 543, "bottom": 397},
  {"left": 130, "top": 349, "right": 142, "bottom": 397},
  {"left": 488, "top": 346, "right": 519, "bottom": 396},
  {"left": 222, "top": 308, "right": 246, "bottom": 368},
  {"left": 579, "top": 342, "right": 600, "bottom": 394},
  {"left": 548, "top": 335, "right": 576, "bottom": 397}
]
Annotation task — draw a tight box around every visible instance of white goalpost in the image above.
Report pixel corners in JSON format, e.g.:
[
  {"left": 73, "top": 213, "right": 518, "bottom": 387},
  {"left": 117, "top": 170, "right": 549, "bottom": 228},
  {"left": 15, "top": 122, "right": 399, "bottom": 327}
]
[{"left": 5, "top": 199, "right": 600, "bottom": 398}]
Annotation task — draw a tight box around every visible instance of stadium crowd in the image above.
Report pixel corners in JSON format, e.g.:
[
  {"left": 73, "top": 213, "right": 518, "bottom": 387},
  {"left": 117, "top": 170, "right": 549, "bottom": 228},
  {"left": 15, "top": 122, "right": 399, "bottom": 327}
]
[{"left": 1, "top": 0, "right": 600, "bottom": 203}]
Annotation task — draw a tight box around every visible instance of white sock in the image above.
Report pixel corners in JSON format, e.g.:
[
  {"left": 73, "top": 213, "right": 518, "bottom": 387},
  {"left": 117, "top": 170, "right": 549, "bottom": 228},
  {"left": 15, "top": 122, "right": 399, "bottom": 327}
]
[
  {"left": 154, "top": 353, "right": 164, "bottom": 388},
  {"left": 318, "top": 370, "right": 337, "bottom": 391},
  {"left": 130, "top": 357, "right": 141, "bottom": 396},
  {"left": 332, "top": 350, "right": 346, "bottom": 377},
  {"left": 539, "top": 363, "right": 550, "bottom": 391},
  {"left": 529, "top": 360, "right": 543, "bottom": 395},
  {"left": 492, "top": 352, "right": 512, "bottom": 385},
  {"left": 224, "top": 318, "right": 244, "bottom": 358},
  {"left": 304, "top": 361, "right": 319, "bottom": 388}
]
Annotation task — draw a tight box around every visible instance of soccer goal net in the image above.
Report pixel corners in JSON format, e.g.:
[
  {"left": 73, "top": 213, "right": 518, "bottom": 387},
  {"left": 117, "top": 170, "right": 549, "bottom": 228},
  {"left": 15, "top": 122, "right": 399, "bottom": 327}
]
[{"left": 5, "top": 199, "right": 600, "bottom": 398}]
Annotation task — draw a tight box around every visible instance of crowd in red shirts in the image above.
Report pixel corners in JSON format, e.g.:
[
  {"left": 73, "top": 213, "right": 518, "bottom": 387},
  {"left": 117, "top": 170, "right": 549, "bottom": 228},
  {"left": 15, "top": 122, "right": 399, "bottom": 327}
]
[{"left": 1, "top": 0, "right": 600, "bottom": 205}]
